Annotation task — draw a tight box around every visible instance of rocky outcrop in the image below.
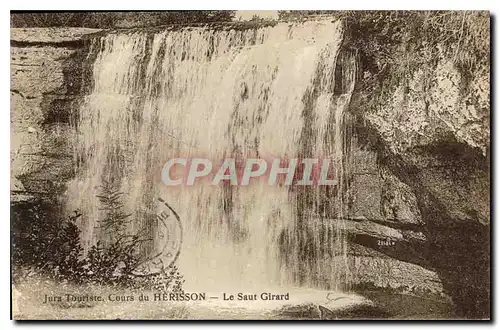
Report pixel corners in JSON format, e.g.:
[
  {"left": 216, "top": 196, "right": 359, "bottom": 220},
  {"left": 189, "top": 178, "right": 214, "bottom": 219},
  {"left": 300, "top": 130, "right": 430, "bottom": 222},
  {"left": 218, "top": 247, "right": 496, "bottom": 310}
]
[
  {"left": 342, "top": 12, "right": 490, "bottom": 318},
  {"left": 10, "top": 28, "right": 99, "bottom": 202},
  {"left": 344, "top": 129, "right": 490, "bottom": 318}
]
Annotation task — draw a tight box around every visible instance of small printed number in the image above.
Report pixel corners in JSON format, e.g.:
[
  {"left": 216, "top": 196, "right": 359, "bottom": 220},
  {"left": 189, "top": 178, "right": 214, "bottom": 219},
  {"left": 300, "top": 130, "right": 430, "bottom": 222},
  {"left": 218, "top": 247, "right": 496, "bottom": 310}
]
[{"left": 377, "top": 239, "right": 396, "bottom": 246}]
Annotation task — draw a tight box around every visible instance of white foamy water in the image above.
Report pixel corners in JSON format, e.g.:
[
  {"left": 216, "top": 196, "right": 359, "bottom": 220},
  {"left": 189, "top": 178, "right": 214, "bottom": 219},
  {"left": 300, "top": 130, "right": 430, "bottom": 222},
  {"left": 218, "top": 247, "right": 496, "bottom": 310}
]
[{"left": 66, "top": 19, "right": 357, "bottom": 295}]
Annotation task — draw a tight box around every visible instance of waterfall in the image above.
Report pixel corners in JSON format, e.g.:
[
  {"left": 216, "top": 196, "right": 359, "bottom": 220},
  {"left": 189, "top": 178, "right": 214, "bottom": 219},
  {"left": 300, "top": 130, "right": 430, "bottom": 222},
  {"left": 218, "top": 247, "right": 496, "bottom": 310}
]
[{"left": 66, "top": 19, "right": 357, "bottom": 292}]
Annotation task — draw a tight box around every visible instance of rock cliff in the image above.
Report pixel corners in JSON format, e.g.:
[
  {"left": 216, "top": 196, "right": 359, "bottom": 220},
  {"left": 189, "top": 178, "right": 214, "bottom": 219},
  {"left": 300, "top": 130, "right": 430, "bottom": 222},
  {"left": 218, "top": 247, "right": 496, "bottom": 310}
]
[
  {"left": 10, "top": 28, "right": 100, "bottom": 202},
  {"left": 342, "top": 11, "right": 490, "bottom": 317}
]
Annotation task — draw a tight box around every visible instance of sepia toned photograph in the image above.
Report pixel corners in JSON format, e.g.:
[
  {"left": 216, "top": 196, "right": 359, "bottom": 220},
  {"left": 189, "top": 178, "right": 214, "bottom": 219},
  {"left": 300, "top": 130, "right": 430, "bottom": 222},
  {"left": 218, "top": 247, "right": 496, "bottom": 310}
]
[{"left": 10, "top": 10, "right": 490, "bottom": 320}]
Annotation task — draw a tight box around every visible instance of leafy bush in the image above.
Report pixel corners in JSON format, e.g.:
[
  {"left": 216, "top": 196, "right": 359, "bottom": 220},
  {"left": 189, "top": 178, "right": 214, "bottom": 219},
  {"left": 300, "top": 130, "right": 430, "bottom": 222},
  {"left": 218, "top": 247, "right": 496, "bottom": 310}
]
[
  {"left": 12, "top": 202, "right": 85, "bottom": 283},
  {"left": 11, "top": 181, "right": 184, "bottom": 292},
  {"left": 135, "top": 264, "right": 185, "bottom": 293}
]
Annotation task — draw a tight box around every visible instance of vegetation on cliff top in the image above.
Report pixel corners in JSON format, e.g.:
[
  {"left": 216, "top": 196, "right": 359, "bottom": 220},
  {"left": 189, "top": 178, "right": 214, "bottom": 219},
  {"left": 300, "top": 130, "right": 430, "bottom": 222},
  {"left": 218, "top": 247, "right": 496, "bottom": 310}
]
[
  {"left": 280, "top": 10, "right": 488, "bottom": 87},
  {"left": 11, "top": 11, "right": 237, "bottom": 28}
]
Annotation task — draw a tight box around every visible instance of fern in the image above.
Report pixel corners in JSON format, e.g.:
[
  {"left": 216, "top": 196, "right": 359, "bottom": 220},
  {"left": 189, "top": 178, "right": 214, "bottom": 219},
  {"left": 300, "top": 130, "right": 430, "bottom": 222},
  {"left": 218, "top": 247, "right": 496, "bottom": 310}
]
[{"left": 96, "top": 179, "right": 132, "bottom": 237}]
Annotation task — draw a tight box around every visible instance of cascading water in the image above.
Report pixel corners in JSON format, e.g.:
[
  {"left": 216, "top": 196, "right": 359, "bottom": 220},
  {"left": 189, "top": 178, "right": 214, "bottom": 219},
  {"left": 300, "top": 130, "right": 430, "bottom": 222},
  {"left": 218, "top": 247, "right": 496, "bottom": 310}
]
[{"left": 66, "top": 19, "right": 357, "bottom": 294}]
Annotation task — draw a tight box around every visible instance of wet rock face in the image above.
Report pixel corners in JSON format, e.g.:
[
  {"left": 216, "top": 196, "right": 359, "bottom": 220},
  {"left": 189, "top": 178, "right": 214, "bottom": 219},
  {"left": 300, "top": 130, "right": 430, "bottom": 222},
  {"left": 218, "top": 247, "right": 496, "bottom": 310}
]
[{"left": 10, "top": 29, "right": 98, "bottom": 201}]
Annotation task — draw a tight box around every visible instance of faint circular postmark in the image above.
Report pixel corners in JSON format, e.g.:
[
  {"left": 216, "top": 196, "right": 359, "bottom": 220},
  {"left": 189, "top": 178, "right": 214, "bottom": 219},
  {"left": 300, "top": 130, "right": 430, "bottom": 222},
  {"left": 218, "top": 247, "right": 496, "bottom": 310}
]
[{"left": 133, "top": 197, "right": 183, "bottom": 275}]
